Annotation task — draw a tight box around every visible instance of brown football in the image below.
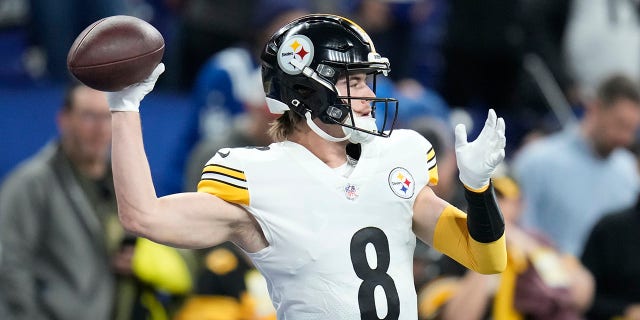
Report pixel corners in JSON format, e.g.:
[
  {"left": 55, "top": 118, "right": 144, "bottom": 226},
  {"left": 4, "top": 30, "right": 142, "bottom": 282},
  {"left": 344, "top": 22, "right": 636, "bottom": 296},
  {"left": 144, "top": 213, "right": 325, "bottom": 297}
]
[{"left": 67, "top": 15, "right": 164, "bottom": 91}]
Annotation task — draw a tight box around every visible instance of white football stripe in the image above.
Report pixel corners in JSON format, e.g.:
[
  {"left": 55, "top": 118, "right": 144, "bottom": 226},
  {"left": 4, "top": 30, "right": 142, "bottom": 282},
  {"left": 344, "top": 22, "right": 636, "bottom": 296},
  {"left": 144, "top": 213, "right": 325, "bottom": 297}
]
[{"left": 202, "top": 172, "right": 248, "bottom": 189}]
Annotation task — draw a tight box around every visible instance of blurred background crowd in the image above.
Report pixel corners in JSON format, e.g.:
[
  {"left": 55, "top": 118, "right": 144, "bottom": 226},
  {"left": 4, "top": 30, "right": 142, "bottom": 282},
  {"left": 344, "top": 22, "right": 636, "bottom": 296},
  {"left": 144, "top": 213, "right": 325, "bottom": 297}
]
[{"left": 1, "top": 0, "right": 640, "bottom": 319}]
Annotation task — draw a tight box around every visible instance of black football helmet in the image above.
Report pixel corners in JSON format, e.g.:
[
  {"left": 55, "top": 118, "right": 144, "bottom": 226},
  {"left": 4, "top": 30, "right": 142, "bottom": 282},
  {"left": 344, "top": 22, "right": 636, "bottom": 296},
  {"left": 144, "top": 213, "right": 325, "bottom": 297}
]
[{"left": 261, "top": 14, "right": 398, "bottom": 139}]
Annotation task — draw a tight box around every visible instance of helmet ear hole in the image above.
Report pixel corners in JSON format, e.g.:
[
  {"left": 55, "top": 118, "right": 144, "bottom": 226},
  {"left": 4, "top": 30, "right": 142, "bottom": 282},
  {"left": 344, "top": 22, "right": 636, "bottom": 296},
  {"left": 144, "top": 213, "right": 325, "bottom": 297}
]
[{"left": 293, "top": 84, "right": 314, "bottom": 98}]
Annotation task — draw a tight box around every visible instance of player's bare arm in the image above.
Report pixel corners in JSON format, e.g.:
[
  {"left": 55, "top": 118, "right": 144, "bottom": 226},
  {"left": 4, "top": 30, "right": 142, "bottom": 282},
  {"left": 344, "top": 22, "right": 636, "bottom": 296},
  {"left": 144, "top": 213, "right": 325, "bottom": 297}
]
[
  {"left": 412, "top": 185, "right": 449, "bottom": 246},
  {"left": 109, "top": 65, "right": 266, "bottom": 251}
]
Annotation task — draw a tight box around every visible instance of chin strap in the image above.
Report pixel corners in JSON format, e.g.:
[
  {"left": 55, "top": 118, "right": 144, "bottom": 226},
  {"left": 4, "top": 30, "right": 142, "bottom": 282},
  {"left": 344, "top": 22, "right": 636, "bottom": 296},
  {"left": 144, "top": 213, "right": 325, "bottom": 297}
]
[
  {"left": 342, "top": 116, "right": 377, "bottom": 144},
  {"left": 304, "top": 111, "right": 351, "bottom": 142}
]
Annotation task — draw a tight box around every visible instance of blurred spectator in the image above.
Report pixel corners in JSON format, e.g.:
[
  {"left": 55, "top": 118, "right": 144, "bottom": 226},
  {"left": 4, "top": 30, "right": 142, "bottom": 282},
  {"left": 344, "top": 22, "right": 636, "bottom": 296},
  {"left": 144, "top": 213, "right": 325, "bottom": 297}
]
[
  {"left": 26, "top": 0, "right": 127, "bottom": 82},
  {"left": 128, "top": 237, "right": 197, "bottom": 320},
  {"left": 175, "top": 243, "right": 276, "bottom": 320},
  {"left": 0, "top": 83, "right": 119, "bottom": 319},
  {"left": 419, "top": 174, "right": 594, "bottom": 320},
  {"left": 0, "top": 83, "right": 194, "bottom": 320},
  {"left": 564, "top": 0, "right": 640, "bottom": 101},
  {"left": 512, "top": 74, "right": 640, "bottom": 256},
  {"left": 581, "top": 194, "right": 640, "bottom": 320}
]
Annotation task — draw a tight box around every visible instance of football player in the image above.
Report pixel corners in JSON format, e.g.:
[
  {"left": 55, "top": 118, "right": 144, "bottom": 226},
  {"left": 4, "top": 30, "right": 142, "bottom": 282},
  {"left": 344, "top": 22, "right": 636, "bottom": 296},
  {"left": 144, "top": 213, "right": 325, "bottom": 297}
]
[{"left": 108, "top": 14, "right": 507, "bottom": 320}]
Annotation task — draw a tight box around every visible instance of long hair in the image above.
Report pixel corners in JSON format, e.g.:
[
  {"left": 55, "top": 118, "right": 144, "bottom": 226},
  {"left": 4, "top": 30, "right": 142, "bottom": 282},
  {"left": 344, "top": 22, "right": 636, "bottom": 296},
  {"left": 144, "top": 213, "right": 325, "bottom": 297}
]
[{"left": 268, "top": 111, "right": 305, "bottom": 141}]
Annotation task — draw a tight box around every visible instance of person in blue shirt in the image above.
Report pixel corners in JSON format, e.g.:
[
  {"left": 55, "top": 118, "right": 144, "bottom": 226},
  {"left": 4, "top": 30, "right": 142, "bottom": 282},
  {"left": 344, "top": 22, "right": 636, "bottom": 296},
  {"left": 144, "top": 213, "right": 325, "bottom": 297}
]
[{"left": 513, "top": 73, "right": 640, "bottom": 256}]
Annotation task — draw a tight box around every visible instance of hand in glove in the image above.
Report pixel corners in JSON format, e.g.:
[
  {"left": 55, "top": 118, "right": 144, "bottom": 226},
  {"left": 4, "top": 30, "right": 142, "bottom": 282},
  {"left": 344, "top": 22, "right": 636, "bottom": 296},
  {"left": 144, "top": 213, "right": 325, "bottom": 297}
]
[
  {"left": 107, "top": 63, "right": 165, "bottom": 112},
  {"left": 454, "top": 109, "right": 506, "bottom": 191}
]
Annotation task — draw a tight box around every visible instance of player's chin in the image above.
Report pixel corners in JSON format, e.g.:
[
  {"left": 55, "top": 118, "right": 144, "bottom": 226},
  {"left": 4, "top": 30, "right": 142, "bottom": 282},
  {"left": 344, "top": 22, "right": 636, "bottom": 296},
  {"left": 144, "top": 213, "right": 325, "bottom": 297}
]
[{"left": 329, "top": 126, "right": 350, "bottom": 140}]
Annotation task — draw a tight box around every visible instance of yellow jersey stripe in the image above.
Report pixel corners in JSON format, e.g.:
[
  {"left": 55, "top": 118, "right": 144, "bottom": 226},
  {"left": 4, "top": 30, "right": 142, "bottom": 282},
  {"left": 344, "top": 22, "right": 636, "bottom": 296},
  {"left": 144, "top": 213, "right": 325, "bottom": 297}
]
[
  {"left": 428, "top": 164, "right": 439, "bottom": 186},
  {"left": 426, "top": 147, "right": 438, "bottom": 185},
  {"left": 427, "top": 147, "right": 435, "bottom": 161},
  {"left": 198, "top": 179, "right": 250, "bottom": 206}
]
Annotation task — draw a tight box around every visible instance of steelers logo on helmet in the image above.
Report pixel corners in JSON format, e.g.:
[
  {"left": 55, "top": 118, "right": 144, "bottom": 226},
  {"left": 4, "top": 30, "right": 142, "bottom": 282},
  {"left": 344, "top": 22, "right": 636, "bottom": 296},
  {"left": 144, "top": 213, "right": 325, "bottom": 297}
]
[
  {"left": 388, "top": 167, "right": 415, "bottom": 199},
  {"left": 277, "top": 35, "right": 315, "bottom": 75}
]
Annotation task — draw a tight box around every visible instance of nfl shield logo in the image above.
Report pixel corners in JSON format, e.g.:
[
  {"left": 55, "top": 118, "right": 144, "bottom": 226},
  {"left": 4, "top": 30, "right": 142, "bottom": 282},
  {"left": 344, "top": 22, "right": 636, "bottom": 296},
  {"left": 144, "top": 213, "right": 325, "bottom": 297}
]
[{"left": 344, "top": 184, "right": 359, "bottom": 200}]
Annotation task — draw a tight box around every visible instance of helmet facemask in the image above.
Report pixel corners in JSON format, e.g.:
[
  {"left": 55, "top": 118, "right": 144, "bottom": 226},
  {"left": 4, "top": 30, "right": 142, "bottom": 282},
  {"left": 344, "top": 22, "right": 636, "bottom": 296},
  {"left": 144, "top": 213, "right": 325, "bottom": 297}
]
[{"left": 326, "top": 61, "right": 399, "bottom": 143}]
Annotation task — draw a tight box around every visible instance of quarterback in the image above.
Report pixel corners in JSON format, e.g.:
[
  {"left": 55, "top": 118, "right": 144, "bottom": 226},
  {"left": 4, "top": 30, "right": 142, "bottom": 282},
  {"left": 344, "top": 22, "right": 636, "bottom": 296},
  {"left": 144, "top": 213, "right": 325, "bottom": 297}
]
[{"left": 108, "top": 14, "right": 507, "bottom": 320}]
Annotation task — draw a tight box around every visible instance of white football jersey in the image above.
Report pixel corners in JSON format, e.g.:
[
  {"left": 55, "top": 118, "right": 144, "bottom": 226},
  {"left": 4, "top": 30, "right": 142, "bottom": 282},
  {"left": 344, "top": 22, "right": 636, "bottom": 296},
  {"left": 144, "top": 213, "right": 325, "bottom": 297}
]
[{"left": 198, "top": 129, "right": 438, "bottom": 320}]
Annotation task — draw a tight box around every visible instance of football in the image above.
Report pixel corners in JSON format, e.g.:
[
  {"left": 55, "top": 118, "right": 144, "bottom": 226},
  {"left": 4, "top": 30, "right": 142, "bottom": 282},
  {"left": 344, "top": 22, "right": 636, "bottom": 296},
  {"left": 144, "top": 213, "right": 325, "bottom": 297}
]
[{"left": 67, "top": 15, "right": 164, "bottom": 92}]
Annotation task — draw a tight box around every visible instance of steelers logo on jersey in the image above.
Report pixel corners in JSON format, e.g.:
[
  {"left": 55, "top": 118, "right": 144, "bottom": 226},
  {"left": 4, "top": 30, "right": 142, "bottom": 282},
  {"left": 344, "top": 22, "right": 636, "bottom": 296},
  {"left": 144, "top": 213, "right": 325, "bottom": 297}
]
[
  {"left": 388, "top": 167, "right": 415, "bottom": 199},
  {"left": 277, "top": 35, "right": 315, "bottom": 75}
]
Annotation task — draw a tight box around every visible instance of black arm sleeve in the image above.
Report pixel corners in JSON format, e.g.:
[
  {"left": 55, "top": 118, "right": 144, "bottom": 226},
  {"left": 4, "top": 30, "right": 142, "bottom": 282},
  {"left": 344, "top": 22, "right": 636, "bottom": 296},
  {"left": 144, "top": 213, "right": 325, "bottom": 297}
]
[{"left": 465, "top": 182, "right": 505, "bottom": 243}]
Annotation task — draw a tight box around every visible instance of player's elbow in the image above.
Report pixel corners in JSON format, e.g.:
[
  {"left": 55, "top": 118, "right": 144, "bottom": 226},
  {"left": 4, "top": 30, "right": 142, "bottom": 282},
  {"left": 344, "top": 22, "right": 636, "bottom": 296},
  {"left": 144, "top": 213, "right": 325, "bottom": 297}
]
[
  {"left": 118, "top": 210, "right": 146, "bottom": 236},
  {"left": 117, "top": 203, "right": 155, "bottom": 237}
]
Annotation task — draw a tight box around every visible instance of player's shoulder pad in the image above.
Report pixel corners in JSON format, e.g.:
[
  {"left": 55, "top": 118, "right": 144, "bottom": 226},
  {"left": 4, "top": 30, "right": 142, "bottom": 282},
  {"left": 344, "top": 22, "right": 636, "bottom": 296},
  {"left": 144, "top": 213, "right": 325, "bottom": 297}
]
[
  {"left": 390, "top": 129, "right": 438, "bottom": 185},
  {"left": 389, "top": 129, "right": 435, "bottom": 156},
  {"left": 205, "top": 145, "right": 274, "bottom": 166}
]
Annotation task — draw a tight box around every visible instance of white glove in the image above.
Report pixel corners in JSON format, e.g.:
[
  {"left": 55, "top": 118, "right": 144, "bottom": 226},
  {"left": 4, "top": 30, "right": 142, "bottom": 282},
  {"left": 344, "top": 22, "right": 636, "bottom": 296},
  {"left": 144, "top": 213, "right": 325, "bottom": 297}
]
[
  {"left": 107, "top": 63, "right": 165, "bottom": 112},
  {"left": 454, "top": 109, "right": 506, "bottom": 191}
]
